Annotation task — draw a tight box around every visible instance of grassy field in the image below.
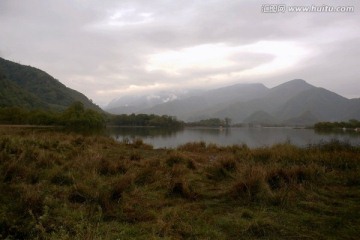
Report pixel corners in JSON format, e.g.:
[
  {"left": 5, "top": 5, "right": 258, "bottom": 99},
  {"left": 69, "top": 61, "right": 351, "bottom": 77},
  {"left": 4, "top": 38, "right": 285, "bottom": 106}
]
[{"left": 0, "top": 126, "right": 359, "bottom": 239}]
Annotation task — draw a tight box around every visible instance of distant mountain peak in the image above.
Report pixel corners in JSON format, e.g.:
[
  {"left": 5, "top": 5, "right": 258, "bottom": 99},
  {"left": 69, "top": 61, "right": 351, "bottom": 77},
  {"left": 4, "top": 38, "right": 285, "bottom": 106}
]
[
  {"left": 289, "top": 79, "right": 307, "bottom": 83},
  {"left": 272, "top": 79, "right": 313, "bottom": 89},
  {"left": 267, "top": 79, "right": 315, "bottom": 101}
]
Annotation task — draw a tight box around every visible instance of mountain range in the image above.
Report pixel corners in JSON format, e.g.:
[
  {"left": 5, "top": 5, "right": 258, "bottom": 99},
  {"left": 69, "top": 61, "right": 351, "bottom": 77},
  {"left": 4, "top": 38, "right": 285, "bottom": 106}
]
[
  {"left": 1, "top": 56, "right": 358, "bottom": 126},
  {"left": 106, "top": 79, "right": 360, "bottom": 125},
  {"left": 0, "top": 57, "right": 101, "bottom": 111}
]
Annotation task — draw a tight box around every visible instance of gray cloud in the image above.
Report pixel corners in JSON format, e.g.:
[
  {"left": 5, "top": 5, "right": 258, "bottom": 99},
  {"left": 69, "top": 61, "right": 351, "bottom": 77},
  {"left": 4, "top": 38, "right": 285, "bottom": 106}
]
[{"left": 0, "top": 0, "right": 359, "bottom": 106}]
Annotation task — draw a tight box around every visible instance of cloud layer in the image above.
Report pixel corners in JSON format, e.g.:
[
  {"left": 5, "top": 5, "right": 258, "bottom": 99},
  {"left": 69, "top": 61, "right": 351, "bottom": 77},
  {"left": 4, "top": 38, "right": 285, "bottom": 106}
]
[{"left": 0, "top": 0, "right": 359, "bottom": 105}]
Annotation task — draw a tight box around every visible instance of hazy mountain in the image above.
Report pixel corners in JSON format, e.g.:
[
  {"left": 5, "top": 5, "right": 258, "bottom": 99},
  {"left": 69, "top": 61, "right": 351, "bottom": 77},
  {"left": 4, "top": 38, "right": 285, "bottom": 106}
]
[
  {"left": 277, "top": 87, "right": 350, "bottom": 122},
  {"left": 213, "top": 79, "right": 316, "bottom": 122},
  {"left": 106, "top": 89, "right": 202, "bottom": 114},
  {"left": 282, "top": 111, "right": 319, "bottom": 126},
  {"left": 347, "top": 99, "right": 360, "bottom": 119},
  {"left": 266, "top": 79, "right": 314, "bottom": 106},
  {"left": 216, "top": 81, "right": 359, "bottom": 125},
  {"left": 109, "top": 78, "right": 359, "bottom": 125},
  {"left": 0, "top": 57, "right": 101, "bottom": 111},
  {"left": 200, "top": 83, "right": 269, "bottom": 105},
  {"left": 243, "top": 111, "right": 279, "bottom": 125},
  {"left": 140, "top": 83, "right": 269, "bottom": 120},
  {"left": 106, "top": 83, "right": 268, "bottom": 117}
]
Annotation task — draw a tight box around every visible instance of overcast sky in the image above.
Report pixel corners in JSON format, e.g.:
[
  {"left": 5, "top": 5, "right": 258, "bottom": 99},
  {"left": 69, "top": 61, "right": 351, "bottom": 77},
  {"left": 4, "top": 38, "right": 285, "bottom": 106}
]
[{"left": 0, "top": 0, "right": 359, "bottom": 106}]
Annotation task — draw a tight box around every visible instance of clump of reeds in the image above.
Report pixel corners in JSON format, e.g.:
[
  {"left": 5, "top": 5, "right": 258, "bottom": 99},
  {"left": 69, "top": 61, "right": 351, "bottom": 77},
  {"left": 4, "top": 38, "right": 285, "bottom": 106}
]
[
  {"left": 177, "top": 141, "right": 207, "bottom": 152},
  {"left": 244, "top": 218, "right": 280, "bottom": 238},
  {"left": 130, "top": 138, "right": 153, "bottom": 149},
  {"left": 98, "top": 158, "right": 127, "bottom": 175},
  {"left": 166, "top": 152, "right": 186, "bottom": 167},
  {"left": 206, "top": 156, "right": 238, "bottom": 180},
  {"left": 230, "top": 167, "right": 273, "bottom": 202},
  {"left": 167, "top": 178, "right": 196, "bottom": 200},
  {"left": 50, "top": 171, "right": 74, "bottom": 186}
]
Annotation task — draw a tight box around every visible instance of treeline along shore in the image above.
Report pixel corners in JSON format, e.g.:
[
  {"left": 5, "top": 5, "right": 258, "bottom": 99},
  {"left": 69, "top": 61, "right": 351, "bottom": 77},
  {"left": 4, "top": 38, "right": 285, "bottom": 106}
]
[
  {"left": 0, "top": 126, "right": 359, "bottom": 239},
  {"left": 0, "top": 102, "right": 184, "bottom": 129},
  {"left": 314, "top": 119, "right": 360, "bottom": 131}
]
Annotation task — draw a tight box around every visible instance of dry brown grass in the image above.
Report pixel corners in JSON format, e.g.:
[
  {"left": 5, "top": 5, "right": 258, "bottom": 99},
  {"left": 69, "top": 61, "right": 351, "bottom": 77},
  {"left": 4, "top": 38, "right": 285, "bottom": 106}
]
[{"left": 0, "top": 127, "right": 359, "bottom": 239}]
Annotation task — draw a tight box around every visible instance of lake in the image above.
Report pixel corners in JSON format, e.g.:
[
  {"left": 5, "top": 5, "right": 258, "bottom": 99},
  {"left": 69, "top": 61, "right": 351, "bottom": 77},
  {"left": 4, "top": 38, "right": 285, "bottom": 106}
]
[{"left": 106, "top": 127, "right": 360, "bottom": 149}]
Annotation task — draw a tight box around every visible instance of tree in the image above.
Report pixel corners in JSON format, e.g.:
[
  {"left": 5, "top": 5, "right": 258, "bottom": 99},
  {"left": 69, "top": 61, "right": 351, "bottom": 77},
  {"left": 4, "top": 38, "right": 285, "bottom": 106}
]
[{"left": 61, "top": 101, "right": 105, "bottom": 129}]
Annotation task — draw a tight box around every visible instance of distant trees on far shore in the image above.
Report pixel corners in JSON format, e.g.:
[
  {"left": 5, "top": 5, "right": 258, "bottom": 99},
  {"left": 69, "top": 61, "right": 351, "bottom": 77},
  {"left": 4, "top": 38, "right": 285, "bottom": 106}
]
[
  {"left": 314, "top": 119, "right": 360, "bottom": 130},
  {"left": 108, "top": 114, "right": 183, "bottom": 128},
  {"left": 186, "top": 118, "right": 231, "bottom": 127}
]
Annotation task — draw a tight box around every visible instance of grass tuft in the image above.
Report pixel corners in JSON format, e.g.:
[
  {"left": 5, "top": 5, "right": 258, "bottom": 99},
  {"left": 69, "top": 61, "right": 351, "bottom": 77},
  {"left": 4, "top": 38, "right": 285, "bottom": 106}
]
[
  {"left": 245, "top": 218, "right": 280, "bottom": 237},
  {"left": 231, "top": 167, "right": 273, "bottom": 202},
  {"left": 166, "top": 152, "right": 185, "bottom": 167},
  {"left": 206, "top": 157, "right": 238, "bottom": 180}
]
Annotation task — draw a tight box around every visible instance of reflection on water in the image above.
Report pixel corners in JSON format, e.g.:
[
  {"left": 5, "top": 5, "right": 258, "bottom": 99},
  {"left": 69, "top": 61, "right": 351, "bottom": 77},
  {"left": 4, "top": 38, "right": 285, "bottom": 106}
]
[
  {"left": 314, "top": 128, "right": 360, "bottom": 137},
  {"left": 106, "top": 127, "right": 179, "bottom": 141},
  {"left": 107, "top": 127, "right": 360, "bottom": 149}
]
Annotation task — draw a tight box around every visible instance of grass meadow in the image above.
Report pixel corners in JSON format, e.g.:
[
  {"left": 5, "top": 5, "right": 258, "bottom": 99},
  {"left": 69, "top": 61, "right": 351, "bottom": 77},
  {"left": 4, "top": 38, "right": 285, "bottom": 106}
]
[{"left": 0, "top": 126, "right": 359, "bottom": 239}]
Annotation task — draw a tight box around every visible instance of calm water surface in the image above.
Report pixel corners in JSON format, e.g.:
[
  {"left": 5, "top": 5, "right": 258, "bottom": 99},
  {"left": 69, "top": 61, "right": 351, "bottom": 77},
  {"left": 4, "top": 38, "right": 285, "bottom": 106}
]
[{"left": 107, "top": 127, "right": 360, "bottom": 149}]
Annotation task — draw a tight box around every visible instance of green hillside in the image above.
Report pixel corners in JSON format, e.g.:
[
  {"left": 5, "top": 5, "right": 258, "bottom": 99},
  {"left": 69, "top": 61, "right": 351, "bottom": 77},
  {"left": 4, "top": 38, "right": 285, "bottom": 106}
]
[
  {"left": 0, "top": 71, "right": 47, "bottom": 109},
  {"left": 0, "top": 57, "right": 101, "bottom": 111}
]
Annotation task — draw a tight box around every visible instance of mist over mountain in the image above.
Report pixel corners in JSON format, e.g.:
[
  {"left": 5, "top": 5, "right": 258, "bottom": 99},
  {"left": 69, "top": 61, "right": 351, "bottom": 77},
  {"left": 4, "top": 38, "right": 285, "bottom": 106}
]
[
  {"left": 0, "top": 57, "right": 101, "bottom": 111},
  {"left": 106, "top": 89, "right": 203, "bottom": 114},
  {"left": 106, "top": 83, "right": 269, "bottom": 119},
  {"left": 106, "top": 79, "right": 360, "bottom": 125}
]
